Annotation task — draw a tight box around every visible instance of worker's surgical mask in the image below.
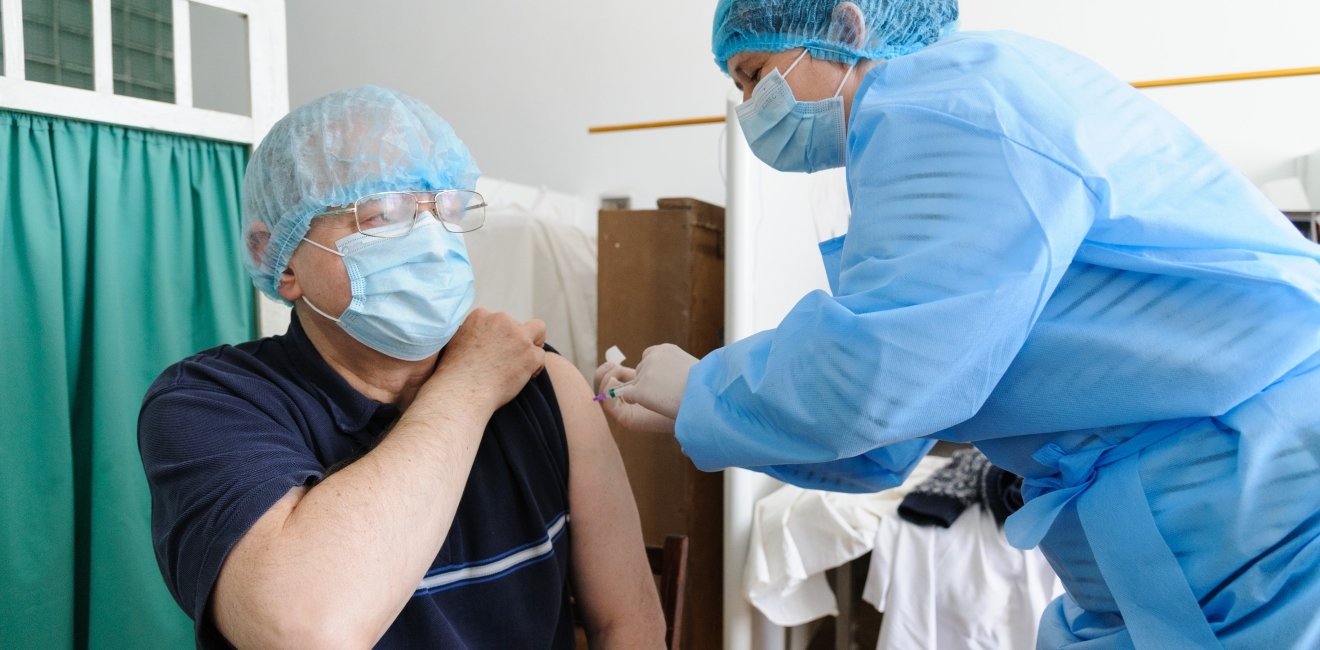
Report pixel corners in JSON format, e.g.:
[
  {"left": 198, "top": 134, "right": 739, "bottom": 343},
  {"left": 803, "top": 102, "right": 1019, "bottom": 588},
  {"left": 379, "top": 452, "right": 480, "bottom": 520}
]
[
  {"left": 736, "top": 50, "right": 856, "bottom": 173},
  {"left": 300, "top": 217, "right": 474, "bottom": 361}
]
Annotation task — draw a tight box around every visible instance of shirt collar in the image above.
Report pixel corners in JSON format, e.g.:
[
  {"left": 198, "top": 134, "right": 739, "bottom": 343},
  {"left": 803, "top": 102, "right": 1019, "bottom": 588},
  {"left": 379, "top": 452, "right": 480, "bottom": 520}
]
[{"left": 280, "top": 312, "right": 393, "bottom": 436}]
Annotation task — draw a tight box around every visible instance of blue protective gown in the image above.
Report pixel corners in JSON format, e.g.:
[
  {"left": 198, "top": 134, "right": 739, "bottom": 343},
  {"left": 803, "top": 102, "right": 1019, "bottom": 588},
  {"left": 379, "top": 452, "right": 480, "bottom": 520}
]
[{"left": 676, "top": 31, "right": 1320, "bottom": 648}]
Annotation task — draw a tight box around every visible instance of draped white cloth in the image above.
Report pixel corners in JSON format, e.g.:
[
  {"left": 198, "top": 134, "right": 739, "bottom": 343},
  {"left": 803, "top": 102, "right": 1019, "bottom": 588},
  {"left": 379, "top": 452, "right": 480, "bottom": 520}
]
[
  {"left": 745, "top": 455, "right": 1061, "bottom": 648},
  {"left": 466, "top": 179, "right": 598, "bottom": 378}
]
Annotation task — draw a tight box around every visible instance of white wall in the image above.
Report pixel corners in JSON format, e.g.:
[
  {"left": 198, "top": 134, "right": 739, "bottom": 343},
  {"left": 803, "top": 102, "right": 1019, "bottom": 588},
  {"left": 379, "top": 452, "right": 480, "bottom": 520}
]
[
  {"left": 960, "top": 0, "right": 1320, "bottom": 187},
  {"left": 285, "top": 0, "right": 732, "bottom": 212},
  {"left": 283, "top": 1, "right": 1320, "bottom": 215}
]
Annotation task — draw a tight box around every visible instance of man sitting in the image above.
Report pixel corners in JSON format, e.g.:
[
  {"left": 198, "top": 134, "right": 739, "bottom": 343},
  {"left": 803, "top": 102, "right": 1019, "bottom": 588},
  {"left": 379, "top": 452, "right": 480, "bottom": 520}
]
[{"left": 138, "top": 85, "right": 665, "bottom": 648}]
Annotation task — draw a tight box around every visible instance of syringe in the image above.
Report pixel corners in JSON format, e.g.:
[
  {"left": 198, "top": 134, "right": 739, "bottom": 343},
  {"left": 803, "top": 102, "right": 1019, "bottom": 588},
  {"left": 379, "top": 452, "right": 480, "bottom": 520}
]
[{"left": 593, "top": 380, "right": 635, "bottom": 402}]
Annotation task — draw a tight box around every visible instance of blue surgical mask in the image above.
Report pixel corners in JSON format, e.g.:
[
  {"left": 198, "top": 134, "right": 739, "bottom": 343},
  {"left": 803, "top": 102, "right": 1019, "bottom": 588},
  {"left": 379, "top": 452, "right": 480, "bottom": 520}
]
[
  {"left": 736, "top": 50, "right": 857, "bottom": 173},
  {"left": 300, "top": 218, "right": 475, "bottom": 361}
]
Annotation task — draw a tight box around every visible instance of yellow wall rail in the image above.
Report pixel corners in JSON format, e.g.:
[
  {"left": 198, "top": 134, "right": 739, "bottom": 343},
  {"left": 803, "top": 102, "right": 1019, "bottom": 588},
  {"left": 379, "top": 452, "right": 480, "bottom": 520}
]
[
  {"left": 1130, "top": 65, "right": 1320, "bottom": 89},
  {"left": 588, "top": 116, "right": 727, "bottom": 134},
  {"left": 589, "top": 65, "right": 1320, "bottom": 134}
]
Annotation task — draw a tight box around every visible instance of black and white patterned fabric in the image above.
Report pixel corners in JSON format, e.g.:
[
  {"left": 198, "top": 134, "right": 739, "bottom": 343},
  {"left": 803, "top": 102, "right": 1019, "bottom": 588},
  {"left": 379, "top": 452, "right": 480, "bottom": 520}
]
[{"left": 898, "top": 448, "right": 1023, "bottom": 528}]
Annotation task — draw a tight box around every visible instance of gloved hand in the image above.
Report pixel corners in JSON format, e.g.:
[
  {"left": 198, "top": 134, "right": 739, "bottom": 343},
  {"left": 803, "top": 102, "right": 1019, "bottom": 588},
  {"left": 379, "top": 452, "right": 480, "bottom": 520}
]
[
  {"left": 593, "top": 344, "right": 698, "bottom": 434},
  {"left": 594, "top": 362, "right": 677, "bottom": 433}
]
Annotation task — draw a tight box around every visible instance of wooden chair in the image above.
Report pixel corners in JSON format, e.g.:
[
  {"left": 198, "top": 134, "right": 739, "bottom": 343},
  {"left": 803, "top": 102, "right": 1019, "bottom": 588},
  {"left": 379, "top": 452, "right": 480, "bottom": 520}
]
[
  {"left": 647, "top": 534, "right": 689, "bottom": 650},
  {"left": 573, "top": 535, "right": 690, "bottom": 649}
]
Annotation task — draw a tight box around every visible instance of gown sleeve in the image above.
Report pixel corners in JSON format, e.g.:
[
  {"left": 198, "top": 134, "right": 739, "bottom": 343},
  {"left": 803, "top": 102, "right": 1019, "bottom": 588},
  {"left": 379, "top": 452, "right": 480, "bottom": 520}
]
[{"left": 675, "top": 104, "right": 1098, "bottom": 491}]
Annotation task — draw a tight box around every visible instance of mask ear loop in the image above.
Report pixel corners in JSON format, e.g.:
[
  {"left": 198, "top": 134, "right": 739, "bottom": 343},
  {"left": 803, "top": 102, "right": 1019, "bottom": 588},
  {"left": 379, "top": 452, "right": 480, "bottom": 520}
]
[
  {"left": 297, "top": 236, "right": 347, "bottom": 322},
  {"left": 781, "top": 48, "right": 811, "bottom": 79},
  {"left": 782, "top": 49, "right": 857, "bottom": 98},
  {"left": 302, "top": 296, "right": 342, "bottom": 323},
  {"left": 301, "top": 236, "right": 346, "bottom": 257},
  {"left": 833, "top": 61, "right": 858, "bottom": 97}
]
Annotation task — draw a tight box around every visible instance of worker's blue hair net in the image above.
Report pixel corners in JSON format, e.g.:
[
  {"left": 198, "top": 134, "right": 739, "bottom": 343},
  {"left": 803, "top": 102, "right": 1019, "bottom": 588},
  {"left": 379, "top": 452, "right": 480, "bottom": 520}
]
[
  {"left": 242, "top": 85, "right": 480, "bottom": 303},
  {"left": 712, "top": 0, "right": 959, "bottom": 73}
]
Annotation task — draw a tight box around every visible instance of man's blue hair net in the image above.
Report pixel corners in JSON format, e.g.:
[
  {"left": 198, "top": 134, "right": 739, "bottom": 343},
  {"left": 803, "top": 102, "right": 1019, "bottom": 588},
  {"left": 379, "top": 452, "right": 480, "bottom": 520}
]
[
  {"left": 712, "top": 0, "right": 959, "bottom": 73},
  {"left": 242, "top": 85, "right": 480, "bottom": 303}
]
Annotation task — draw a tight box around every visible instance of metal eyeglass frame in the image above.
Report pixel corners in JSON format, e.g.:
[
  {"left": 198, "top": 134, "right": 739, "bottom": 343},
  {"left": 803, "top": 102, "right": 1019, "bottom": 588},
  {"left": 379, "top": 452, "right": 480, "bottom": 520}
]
[{"left": 315, "top": 189, "right": 488, "bottom": 236}]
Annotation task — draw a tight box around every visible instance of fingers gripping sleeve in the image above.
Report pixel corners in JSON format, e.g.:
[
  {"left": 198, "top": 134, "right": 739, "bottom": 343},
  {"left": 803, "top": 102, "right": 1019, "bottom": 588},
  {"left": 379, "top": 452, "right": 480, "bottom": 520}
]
[{"left": 675, "top": 105, "right": 1096, "bottom": 486}]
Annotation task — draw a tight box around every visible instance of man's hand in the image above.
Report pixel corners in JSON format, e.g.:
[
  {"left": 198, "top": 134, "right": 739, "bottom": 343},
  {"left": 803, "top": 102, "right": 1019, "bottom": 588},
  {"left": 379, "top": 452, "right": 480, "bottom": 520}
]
[{"left": 421, "top": 308, "right": 546, "bottom": 414}]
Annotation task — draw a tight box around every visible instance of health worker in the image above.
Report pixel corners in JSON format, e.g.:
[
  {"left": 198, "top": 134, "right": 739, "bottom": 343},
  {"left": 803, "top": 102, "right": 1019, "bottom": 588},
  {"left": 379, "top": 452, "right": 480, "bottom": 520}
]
[{"left": 595, "top": 1, "right": 1320, "bottom": 647}]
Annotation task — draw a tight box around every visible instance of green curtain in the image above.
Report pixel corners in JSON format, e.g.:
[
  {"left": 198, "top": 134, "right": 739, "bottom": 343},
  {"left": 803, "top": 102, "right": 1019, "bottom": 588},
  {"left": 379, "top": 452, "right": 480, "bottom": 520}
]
[{"left": 0, "top": 109, "right": 254, "bottom": 648}]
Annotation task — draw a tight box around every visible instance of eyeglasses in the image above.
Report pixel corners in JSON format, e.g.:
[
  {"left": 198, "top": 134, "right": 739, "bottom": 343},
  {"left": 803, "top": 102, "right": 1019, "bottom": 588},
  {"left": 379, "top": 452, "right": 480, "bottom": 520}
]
[{"left": 316, "top": 190, "right": 487, "bottom": 237}]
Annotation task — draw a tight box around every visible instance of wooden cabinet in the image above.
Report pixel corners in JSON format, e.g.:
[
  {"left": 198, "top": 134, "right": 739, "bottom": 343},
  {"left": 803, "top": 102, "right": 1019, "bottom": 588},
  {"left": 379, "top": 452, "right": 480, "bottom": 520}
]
[{"left": 598, "top": 198, "right": 725, "bottom": 650}]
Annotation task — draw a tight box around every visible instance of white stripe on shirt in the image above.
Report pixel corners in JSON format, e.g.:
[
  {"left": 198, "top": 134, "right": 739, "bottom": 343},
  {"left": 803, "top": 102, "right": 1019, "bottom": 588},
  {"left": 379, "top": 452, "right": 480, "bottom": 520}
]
[{"left": 415, "top": 512, "right": 569, "bottom": 594}]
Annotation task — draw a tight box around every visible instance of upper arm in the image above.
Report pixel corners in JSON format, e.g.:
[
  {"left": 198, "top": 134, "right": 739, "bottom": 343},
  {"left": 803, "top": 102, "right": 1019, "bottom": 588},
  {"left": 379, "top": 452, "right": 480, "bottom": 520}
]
[
  {"left": 137, "top": 386, "right": 323, "bottom": 630},
  {"left": 544, "top": 354, "right": 665, "bottom": 646},
  {"left": 210, "top": 485, "right": 306, "bottom": 647}
]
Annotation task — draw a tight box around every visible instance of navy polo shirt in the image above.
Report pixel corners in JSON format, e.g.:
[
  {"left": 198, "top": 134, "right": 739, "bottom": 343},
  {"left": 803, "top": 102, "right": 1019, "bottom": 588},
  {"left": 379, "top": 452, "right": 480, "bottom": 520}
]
[{"left": 138, "top": 314, "right": 574, "bottom": 648}]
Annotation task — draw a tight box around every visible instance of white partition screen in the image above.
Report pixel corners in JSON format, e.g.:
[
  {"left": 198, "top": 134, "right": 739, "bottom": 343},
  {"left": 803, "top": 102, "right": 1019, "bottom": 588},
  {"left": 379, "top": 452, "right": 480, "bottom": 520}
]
[{"left": 721, "top": 96, "right": 851, "bottom": 650}]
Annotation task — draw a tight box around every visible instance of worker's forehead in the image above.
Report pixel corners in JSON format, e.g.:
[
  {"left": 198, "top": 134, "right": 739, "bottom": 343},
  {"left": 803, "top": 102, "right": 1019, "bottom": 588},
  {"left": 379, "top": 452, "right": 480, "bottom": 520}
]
[{"left": 729, "top": 52, "right": 772, "bottom": 71}]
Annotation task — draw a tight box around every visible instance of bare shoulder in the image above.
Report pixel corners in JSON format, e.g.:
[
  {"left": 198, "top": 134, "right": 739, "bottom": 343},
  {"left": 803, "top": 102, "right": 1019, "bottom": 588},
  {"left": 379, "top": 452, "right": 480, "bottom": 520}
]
[
  {"left": 543, "top": 353, "right": 598, "bottom": 410},
  {"left": 543, "top": 351, "right": 625, "bottom": 462}
]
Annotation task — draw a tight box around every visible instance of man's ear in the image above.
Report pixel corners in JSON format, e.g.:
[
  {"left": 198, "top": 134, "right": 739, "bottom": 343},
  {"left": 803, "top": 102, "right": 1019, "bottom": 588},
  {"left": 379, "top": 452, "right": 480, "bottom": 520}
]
[
  {"left": 277, "top": 265, "right": 302, "bottom": 304},
  {"left": 829, "top": 2, "right": 867, "bottom": 49},
  {"left": 246, "top": 224, "right": 271, "bottom": 267},
  {"left": 247, "top": 222, "right": 302, "bottom": 302}
]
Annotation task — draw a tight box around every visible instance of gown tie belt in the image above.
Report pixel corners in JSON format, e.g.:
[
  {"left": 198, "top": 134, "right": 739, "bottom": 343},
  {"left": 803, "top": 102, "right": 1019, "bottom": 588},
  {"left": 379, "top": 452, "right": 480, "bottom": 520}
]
[{"left": 1005, "top": 420, "right": 1221, "bottom": 648}]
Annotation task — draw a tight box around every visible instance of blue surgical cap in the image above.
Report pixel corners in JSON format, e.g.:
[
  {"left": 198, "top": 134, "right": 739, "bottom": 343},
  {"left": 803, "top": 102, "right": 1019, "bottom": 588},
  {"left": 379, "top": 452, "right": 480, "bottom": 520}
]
[
  {"left": 242, "top": 85, "right": 480, "bottom": 303},
  {"left": 712, "top": 0, "right": 959, "bottom": 73}
]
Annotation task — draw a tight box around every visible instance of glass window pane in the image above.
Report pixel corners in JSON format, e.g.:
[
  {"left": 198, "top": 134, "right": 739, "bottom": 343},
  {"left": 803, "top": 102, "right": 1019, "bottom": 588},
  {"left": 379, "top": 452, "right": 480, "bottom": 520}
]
[
  {"left": 190, "top": 3, "right": 250, "bottom": 115},
  {"left": 24, "top": 0, "right": 94, "bottom": 90},
  {"left": 64, "top": 28, "right": 92, "bottom": 62},
  {"left": 25, "top": 21, "right": 55, "bottom": 58},
  {"left": 59, "top": 0, "right": 92, "bottom": 31},
  {"left": 111, "top": 0, "right": 173, "bottom": 102},
  {"left": 27, "top": 0, "right": 55, "bottom": 22},
  {"left": 27, "top": 59, "right": 57, "bottom": 82}
]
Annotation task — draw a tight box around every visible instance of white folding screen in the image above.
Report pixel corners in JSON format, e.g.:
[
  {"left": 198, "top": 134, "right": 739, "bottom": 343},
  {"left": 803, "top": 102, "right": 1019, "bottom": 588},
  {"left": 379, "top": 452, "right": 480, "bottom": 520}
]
[{"left": 722, "top": 95, "right": 852, "bottom": 650}]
